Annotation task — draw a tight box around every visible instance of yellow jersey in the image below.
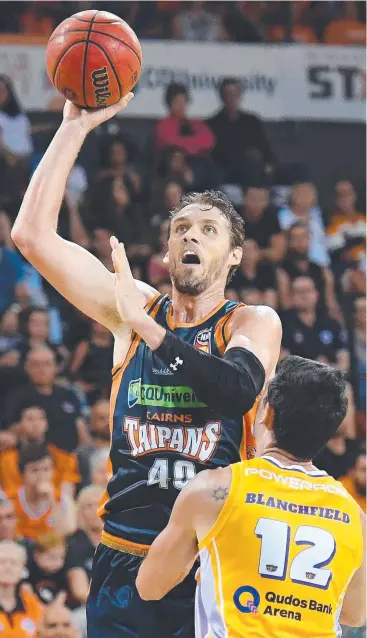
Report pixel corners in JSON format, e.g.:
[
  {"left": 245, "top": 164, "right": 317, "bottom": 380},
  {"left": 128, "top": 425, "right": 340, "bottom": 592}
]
[{"left": 197, "top": 456, "right": 364, "bottom": 638}]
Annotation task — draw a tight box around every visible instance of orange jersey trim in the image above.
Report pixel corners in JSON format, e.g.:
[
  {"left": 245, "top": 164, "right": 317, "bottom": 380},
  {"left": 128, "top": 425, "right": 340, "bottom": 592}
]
[
  {"left": 167, "top": 299, "right": 227, "bottom": 330},
  {"left": 101, "top": 530, "right": 149, "bottom": 556}
]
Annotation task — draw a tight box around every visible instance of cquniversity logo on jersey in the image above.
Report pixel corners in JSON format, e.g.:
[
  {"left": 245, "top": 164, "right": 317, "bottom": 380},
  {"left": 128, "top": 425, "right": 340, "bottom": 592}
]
[
  {"left": 128, "top": 379, "right": 206, "bottom": 409},
  {"left": 234, "top": 585, "right": 260, "bottom": 614},
  {"left": 128, "top": 378, "right": 142, "bottom": 408}
]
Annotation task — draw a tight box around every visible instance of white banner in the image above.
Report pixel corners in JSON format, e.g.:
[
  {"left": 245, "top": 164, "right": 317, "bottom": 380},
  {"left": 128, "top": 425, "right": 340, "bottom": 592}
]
[{"left": 0, "top": 42, "right": 364, "bottom": 121}]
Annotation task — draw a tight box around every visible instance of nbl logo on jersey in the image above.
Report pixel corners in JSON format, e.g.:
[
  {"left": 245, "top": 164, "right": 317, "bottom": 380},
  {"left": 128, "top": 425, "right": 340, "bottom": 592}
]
[{"left": 194, "top": 328, "right": 212, "bottom": 353}]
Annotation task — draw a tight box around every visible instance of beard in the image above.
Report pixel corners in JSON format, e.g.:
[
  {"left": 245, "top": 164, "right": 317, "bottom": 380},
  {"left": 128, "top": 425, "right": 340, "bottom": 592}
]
[{"left": 169, "top": 256, "right": 225, "bottom": 296}]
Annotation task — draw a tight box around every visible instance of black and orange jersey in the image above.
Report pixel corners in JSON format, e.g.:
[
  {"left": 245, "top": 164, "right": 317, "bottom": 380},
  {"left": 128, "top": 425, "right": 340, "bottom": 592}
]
[
  {"left": 0, "top": 584, "right": 43, "bottom": 637},
  {"left": 0, "top": 443, "right": 80, "bottom": 498},
  {"left": 98, "top": 295, "right": 258, "bottom": 551}
]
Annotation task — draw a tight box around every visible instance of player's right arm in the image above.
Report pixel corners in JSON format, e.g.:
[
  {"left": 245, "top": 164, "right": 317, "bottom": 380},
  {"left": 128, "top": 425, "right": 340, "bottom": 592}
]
[
  {"left": 340, "top": 508, "right": 366, "bottom": 627},
  {"left": 11, "top": 96, "right": 157, "bottom": 332}
]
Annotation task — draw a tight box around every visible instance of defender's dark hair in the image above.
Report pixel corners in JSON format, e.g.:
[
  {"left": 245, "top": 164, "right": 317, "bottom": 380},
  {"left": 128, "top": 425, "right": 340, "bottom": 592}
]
[
  {"left": 169, "top": 190, "right": 246, "bottom": 282},
  {"left": 267, "top": 356, "right": 348, "bottom": 461},
  {"left": 18, "top": 443, "right": 52, "bottom": 475},
  {"left": 165, "top": 82, "right": 189, "bottom": 109}
]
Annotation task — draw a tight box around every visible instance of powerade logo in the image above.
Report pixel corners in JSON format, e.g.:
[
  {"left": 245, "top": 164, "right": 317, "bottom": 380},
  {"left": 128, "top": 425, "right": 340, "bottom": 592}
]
[
  {"left": 234, "top": 585, "right": 260, "bottom": 614},
  {"left": 128, "top": 379, "right": 206, "bottom": 409}
]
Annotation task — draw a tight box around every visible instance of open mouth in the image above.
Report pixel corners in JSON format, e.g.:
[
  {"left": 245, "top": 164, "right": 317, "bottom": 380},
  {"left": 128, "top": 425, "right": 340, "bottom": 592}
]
[{"left": 181, "top": 250, "right": 201, "bottom": 265}]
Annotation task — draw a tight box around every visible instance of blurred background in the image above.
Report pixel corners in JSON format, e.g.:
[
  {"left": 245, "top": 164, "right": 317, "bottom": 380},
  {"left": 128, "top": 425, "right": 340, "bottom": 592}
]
[{"left": 0, "top": 2, "right": 365, "bottom": 637}]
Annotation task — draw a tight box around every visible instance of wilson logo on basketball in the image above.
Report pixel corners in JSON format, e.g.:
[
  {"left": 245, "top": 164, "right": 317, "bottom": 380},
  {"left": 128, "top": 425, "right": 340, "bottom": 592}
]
[{"left": 91, "top": 67, "right": 112, "bottom": 106}]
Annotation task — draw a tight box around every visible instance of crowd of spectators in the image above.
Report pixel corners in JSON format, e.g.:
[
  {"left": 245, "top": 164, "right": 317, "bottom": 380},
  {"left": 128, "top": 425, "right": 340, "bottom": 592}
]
[
  {"left": 0, "top": 1, "right": 365, "bottom": 45},
  {"left": 0, "top": 13, "right": 365, "bottom": 636}
]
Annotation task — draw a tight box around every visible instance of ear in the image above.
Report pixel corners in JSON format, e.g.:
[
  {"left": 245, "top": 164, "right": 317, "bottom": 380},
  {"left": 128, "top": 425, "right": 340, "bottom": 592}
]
[
  {"left": 230, "top": 247, "right": 242, "bottom": 267},
  {"left": 163, "top": 251, "right": 169, "bottom": 264}
]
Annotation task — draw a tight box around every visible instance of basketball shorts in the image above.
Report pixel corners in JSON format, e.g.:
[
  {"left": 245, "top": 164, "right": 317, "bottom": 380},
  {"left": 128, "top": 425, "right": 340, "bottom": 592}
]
[{"left": 87, "top": 543, "right": 196, "bottom": 638}]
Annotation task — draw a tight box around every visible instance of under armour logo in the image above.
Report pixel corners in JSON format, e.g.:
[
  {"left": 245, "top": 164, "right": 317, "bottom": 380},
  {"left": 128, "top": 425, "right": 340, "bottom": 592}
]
[{"left": 170, "top": 357, "right": 183, "bottom": 371}]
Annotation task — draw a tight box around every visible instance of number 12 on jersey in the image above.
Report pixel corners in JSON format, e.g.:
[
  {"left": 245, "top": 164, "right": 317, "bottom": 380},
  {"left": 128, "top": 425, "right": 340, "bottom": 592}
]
[{"left": 255, "top": 517, "right": 336, "bottom": 590}]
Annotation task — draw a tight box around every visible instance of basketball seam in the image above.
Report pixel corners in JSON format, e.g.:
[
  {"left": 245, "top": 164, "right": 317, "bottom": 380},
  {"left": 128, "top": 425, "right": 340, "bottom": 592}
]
[
  {"left": 88, "top": 41, "right": 122, "bottom": 101},
  {"left": 72, "top": 17, "right": 119, "bottom": 24},
  {"left": 82, "top": 10, "right": 99, "bottom": 108},
  {"left": 52, "top": 41, "right": 86, "bottom": 84},
  {"left": 50, "top": 28, "right": 141, "bottom": 65}
]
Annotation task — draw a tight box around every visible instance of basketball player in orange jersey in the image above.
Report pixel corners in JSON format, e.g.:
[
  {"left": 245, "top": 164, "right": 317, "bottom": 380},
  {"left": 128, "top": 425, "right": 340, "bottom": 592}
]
[
  {"left": 11, "top": 96, "right": 282, "bottom": 637},
  {"left": 137, "top": 356, "right": 366, "bottom": 637}
]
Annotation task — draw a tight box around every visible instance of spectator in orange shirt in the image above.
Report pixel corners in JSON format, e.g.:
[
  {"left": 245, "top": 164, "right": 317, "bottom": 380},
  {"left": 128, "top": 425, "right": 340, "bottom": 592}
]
[
  {"left": 10, "top": 443, "right": 77, "bottom": 541},
  {"left": 0, "top": 492, "right": 17, "bottom": 541},
  {"left": 327, "top": 180, "right": 366, "bottom": 270},
  {"left": 0, "top": 406, "right": 80, "bottom": 498},
  {"left": 324, "top": 1, "right": 366, "bottom": 45},
  {"left": 341, "top": 447, "right": 366, "bottom": 513},
  {"left": 0, "top": 540, "right": 43, "bottom": 637}
]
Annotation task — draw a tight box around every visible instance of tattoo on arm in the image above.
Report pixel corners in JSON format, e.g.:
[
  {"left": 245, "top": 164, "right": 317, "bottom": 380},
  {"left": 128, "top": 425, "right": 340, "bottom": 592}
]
[{"left": 212, "top": 487, "right": 229, "bottom": 502}]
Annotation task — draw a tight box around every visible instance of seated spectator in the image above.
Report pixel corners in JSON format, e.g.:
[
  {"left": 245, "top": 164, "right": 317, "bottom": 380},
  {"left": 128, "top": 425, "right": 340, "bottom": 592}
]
[
  {"left": 324, "top": 1, "right": 366, "bottom": 45},
  {"left": 10, "top": 443, "right": 77, "bottom": 541},
  {"left": 231, "top": 239, "right": 277, "bottom": 308},
  {"left": 315, "top": 385, "right": 358, "bottom": 479},
  {"left": 96, "top": 137, "right": 141, "bottom": 199},
  {"left": 91, "top": 228, "right": 114, "bottom": 272},
  {"left": 340, "top": 447, "right": 366, "bottom": 513},
  {"left": 37, "top": 592, "right": 79, "bottom": 638},
  {"left": 208, "top": 78, "right": 275, "bottom": 183},
  {"left": 0, "top": 493, "right": 17, "bottom": 541},
  {"left": 327, "top": 180, "right": 366, "bottom": 272},
  {"left": 268, "top": 1, "right": 318, "bottom": 43},
  {"left": 0, "top": 541, "right": 43, "bottom": 637},
  {"left": 86, "top": 175, "right": 136, "bottom": 239},
  {"left": 89, "top": 449, "right": 110, "bottom": 489},
  {"left": 155, "top": 83, "right": 215, "bottom": 189},
  {"left": 172, "top": 1, "right": 228, "bottom": 41},
  {"left": 221, "top": 2, "right": 264, "bottom": 43},
  {"left": 0, "top": 75, "right": 33, "bottom": 159},
  {"left": 352, "top": 296, "right": 366, "bottom": 427},
  {"left": 27, "top": 532, "right": 68, "bottom": 605},
  {"left": 277, "top": 221, "right": 340, "bottom": 320},
  {"left": 241, "top": 185, "right": 285, "bottom": 263},
  {"left": 148, "top": 220, "right": 170, "bottom": 286},
  {"left": 66, "top": 486, "right": 104, "bottom": 612},
  {"left": 18, "top": 2, "right": 55, "bottom": 36},
  {"left": 77, "top": 399, "right": 110, "bottom": 487},
  {"left": 151, "top": 182, "right": 183, "bottom": 230},
  {"left": 281, "top": 276, "right": 349, "bottom": 371},
  {"left": 15, "top": 307, "right": 69, "bottom": 373},
  {"left": 0, "top": 405, "right": 80, "bottom": 497},
  {"left": 278, "top": 183, "right": 330, "bottom": 267},
  {"left": 0, "top": 236, "right": 24, "bottom": 314},
  {"left": 0, "top": 305, "right": 20, "bottom": 366},
  {"left": 70, "top": 321, "right": 113, "bottom": 406},
  {"left": 4, "top": 346, "right": 90, "bottom": 452},
  {"left": 157, "top": 147, "right": 195, "bottom": 191}
]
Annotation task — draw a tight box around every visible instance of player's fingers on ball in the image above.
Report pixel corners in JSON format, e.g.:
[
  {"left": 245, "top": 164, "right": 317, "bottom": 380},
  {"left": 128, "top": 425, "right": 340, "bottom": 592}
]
[{"left": 110, "top": 235, "right": 118, "bottom": 250}]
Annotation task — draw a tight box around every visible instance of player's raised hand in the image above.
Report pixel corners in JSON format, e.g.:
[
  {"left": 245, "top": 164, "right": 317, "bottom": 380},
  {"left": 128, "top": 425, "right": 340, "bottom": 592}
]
[
  {"left": 110, "top": 236, "right": 146, "bottom": 324},
  {"left": 63, "top": 92, "right": 134, "bottom": 134}
]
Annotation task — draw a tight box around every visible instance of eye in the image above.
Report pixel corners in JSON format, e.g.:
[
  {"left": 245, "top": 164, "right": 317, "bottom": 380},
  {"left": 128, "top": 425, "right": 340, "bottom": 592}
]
[
  {"left": 176, "top": 224, "right": 187, "bottom": 233},
  {"left": 204, "top": 225, "right": 216, "bottom": 234}
]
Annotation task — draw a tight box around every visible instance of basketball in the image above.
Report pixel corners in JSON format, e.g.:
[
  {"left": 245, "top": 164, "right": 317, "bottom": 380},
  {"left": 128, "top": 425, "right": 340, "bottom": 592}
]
[{"left": 46, "top": 10, "right": 142, "bottom": 109}]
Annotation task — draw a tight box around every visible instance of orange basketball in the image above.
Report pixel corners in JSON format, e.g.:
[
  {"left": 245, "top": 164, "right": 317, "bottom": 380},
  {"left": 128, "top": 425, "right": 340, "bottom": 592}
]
[{"left": 46, "top": 10, "right": 142, "bottom": 109}]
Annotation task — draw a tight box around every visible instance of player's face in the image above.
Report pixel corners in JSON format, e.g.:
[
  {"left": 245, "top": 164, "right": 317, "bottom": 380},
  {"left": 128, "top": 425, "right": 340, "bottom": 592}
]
[
  {"left": 167, "top": 206, "right": 241, "bottom": 296},
  {"left": 20, "top": 407, "right": 48, "bottom": 441}
]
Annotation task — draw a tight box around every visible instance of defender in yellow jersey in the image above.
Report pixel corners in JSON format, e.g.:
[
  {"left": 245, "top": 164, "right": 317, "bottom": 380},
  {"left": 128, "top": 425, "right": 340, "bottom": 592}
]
[{"left": 137, "top": 356, "right": 366, "bottom": 636}]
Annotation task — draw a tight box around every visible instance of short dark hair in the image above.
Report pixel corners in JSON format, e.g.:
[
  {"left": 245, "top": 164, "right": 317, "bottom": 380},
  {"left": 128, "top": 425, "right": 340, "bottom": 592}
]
[
  {"left": 219, "top": 77, "right": 241, "bottom": 100},
  {"left": 267, "top": 356, "right": 348, "bottom": 461},
  {"left": 18, "top": 443, "right": 52, "bottom": 474},
  {"left": 169, "top": 190, "right": 246, "bottom": 282},
  {"left": 165, "top": 82, "right": 189, "bottom": 109}
]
